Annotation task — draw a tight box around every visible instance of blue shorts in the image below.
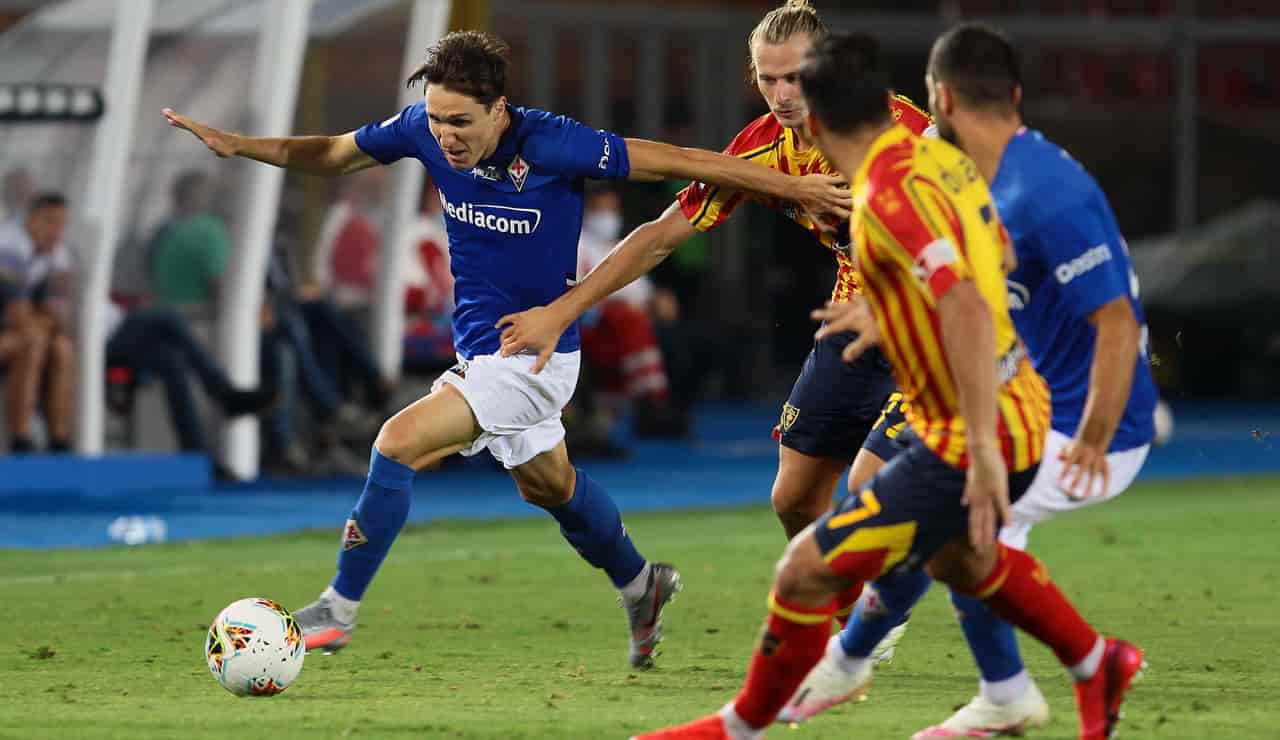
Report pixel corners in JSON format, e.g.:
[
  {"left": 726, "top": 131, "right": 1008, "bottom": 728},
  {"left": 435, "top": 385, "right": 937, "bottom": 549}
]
[
  {"left": 814, "top": 438, "right": 1039, "bottom": 581},
  {"left": 776, "top": 331, "right": 901, "bottom": 462}
]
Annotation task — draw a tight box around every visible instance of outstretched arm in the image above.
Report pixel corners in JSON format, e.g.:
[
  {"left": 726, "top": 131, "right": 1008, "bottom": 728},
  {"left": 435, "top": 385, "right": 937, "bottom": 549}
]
[
  {"left": 497, "top": 202, "right": 695, "bottom": 372},
  {"left": 624, "top": 138, "right": 850, "bottom": 223},
  {"left": 163, "top": 108, "right": 376, "bottom": 177}
]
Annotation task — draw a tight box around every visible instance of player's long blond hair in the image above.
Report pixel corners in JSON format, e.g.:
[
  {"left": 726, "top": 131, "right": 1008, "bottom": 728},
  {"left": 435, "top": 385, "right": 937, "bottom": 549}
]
[{"left": 747, "top": 0, "right": 828, "bottom": 80}]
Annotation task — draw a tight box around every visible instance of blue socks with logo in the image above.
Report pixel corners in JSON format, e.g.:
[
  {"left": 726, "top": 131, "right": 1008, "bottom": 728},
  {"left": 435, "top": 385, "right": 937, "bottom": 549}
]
[
  {"left": 839, "top": 569, "right": 931, "bottom": 658},
  {"left": 542, "top": 468, "right": 646, "bottom": 589},
  {"left": 951, "top": 590, "right": 1026, "bottom": 683},
  {"left": 332, "top": 449, "right": 414, "bottom": 601}
]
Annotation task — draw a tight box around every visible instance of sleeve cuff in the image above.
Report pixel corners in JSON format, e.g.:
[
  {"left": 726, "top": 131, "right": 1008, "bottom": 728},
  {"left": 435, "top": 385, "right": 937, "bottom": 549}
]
[{"left": 927, "top": 266, "right": 963, "bottom": 302}]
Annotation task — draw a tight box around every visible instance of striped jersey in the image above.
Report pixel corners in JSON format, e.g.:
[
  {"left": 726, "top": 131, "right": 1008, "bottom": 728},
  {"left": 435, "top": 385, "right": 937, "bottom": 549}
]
[
  {"left": 678, "top": 96, "right": 931, "bottom": 304},
  {"left": 851, "top": 125, "right": 1050, "bottom": 471}
]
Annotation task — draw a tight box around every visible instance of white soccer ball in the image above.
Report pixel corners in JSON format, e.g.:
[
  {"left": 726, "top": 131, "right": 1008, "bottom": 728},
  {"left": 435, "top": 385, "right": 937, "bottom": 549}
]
[{"left": 205, "top": 597, "right": 305, "bottom": 696}]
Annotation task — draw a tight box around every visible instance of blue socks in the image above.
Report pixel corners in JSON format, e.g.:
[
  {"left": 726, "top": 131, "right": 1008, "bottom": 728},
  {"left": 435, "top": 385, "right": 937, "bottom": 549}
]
[
  {"left": 839, "top": 569, "right": 931, "bottom": 657},
  {"left": 950, "top": 590, "right": 1025, "bottom": 683},
  {"left": 833, "top": 574, "right": 1027, "bottom": 686},
  {"left": 332, "top": 449, "right": 414, "bottom": 601},
  {"left": 543, "top": 468, "right": 646, "bottom": 589}
]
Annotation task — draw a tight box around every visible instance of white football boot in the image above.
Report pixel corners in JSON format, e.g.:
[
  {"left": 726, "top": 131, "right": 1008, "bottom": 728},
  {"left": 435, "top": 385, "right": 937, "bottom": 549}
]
[
  {"left": 776, "top": 635, "right": 873, "bottom": 724},
  {"left": 911, "top": 682, "right": 1050, "bottom": 738}
]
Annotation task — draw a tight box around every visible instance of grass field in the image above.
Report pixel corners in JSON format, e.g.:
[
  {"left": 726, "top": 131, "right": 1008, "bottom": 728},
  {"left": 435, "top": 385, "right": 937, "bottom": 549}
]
[{"left": 2, "top": 476, "right": 1278, "bottom": 739}]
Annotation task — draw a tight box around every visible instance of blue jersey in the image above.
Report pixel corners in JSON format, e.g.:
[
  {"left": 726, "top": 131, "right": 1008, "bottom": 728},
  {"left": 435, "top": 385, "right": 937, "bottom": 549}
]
[
  {"left": 993, "top": 128, "right": 1156, "bottom": 451},
  {"left": 355, "top": 102, "right": 631, "bottom": 359}
]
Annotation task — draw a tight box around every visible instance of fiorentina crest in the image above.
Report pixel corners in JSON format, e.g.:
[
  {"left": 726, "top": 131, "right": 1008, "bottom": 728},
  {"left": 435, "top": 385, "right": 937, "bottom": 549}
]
[
  {"left": 342, "top": 518, "right": 368, "bottom": 551},
  {"left": 507, "top": 154, "right": 529, "bottom": 192}
]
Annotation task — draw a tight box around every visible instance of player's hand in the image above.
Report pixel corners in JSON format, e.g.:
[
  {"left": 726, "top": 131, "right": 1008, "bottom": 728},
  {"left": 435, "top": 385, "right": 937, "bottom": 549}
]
[
  {"left": 963, "top": 444, "right": 1011, "bottom": 551},
  {"left": 496, "top": 306, "right": 567, "bottom": 374},
  {"left": 1058, "top": 438, "right": 1110, "bottom": 500},
  {"left": 162, "top": 108, "right": 238, "bottom": 158},
  {"left": 811, "top": 299, "right": 881, "bottom": 363},
  {"left": 796, "top": 174, "right": 851, "bottom": 232}
]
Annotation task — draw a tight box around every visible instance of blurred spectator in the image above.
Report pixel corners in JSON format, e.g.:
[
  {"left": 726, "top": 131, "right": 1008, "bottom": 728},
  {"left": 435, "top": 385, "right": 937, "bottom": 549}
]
[
  {"left": 311, "top": 167, "right": 390, "bottom": 309},
  {"left": 4, "top": 191, "right": 274, "bottom": 463},
  {"left": 260, "top": 242, "right": 388, "bottom": 477},
  {"left": 148, "top": 170, "right": 230, "bottom": 308},
  {"left": 1, "top": 167, "right": 33, "bottom": 227},
  {"left": 577, "top": 186, "right": 689, "bottom": 438},
  {"left": 401, "top": 185, "right": 456, "bottom": 373},
  {"left": 106, "top": 306, "right": 277, "bottom": 464},
  {"left": 0, "top": 193, "right": 77, "bottom": 452}
]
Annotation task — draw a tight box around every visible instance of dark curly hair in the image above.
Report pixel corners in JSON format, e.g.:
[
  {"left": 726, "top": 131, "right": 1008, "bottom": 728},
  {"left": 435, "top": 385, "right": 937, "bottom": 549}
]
[{"left": 406, "top": 30, "right": 509, "bottom": 108}]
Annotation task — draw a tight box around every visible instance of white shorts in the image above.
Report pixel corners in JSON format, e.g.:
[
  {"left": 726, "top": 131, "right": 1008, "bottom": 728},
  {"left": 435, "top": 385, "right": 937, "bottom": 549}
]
[
  {"left": 432, "top": 350, "right": 580, "bottom": 469},
  {"left": 1000, "top": 429, "right": 1150, "bottom": 550}
]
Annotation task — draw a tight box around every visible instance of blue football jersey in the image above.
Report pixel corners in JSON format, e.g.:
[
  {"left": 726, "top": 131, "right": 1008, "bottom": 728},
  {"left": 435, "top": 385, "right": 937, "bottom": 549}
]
[
  {"left": 992, "top": 128, "right": 1156, "bottom": 451},
  {"left": 355, "top": 102, "right": 631, "bottom": 359}
]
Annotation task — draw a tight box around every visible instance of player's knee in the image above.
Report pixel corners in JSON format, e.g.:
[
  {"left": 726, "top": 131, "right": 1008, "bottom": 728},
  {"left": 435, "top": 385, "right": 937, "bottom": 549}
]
[
  {"left": 373, "top": 416, "right": 419, "bottom": 465},
  {"left": 771, "top": 482, "right": 826, "bottom": 527},
  {"left": 773, "top": 534, "right": 833, "bottom": 604}
]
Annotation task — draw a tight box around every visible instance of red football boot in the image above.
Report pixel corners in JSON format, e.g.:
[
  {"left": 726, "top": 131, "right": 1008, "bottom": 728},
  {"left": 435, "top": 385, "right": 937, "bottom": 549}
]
[{"left": 1073, "top": 638, "right": 1145, "bottom": 740}]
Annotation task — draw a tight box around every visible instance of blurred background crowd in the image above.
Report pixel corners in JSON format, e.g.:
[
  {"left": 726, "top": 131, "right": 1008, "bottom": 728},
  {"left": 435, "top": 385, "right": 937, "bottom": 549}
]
[{"left": 1, "top": 0, "right": 1277, "bottom": 480}]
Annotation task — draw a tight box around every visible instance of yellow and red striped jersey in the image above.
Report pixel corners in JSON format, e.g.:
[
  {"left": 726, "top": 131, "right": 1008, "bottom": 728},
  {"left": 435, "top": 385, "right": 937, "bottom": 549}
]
[
  {"left": 678, "top": 96, "right": 931, "bottom": 304},
  {"left": 851, "top": 124, "right": 1050, "bottom": 472}
]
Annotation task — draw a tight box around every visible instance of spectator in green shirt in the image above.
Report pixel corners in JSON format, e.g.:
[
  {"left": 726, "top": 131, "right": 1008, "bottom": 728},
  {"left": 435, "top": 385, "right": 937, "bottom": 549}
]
[{"left": 148, "top": 171, "right": 230, "bottom": 306}]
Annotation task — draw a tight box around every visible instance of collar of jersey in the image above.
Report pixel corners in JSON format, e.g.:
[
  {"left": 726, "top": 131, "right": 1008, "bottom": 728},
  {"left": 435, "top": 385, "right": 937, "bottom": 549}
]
[
  {"left": 473, "top": 104, "right": 526, "bottom": 170},
  {"left": 992, "top": 126, "right": 1033, "bottom": 191},
  {"left": 783, "top": 126, "right": 822, "bottom": 168}
]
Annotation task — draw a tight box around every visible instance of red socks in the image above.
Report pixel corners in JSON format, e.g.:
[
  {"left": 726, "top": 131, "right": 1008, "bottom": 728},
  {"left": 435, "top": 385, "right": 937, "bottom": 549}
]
[
  {"left": 833, "top": 581, "right": 865, "bottom": 628},
  {"left": 965, "top": 544, "right": 1099, "bottom": 668},
  {"left": 732, "top": 592, "right": 836, "bottom": 728}
]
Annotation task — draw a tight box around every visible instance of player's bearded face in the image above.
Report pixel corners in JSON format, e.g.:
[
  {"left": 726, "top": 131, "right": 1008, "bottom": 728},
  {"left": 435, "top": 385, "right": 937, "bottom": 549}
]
[
  {"left": 424, "top": 84, "right": 508, "bottom": 170},
  {"left": 752, "top": 34, "right": 813, "bottom": 129}
]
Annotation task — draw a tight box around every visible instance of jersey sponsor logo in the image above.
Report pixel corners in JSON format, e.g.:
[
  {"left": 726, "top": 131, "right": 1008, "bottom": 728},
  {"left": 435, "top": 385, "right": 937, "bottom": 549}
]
[
  {"left": 507, "top": 155, "right": 529, "bottom": 192},
  {"left": 997, "top": 341, "right": 1028, "bottom": 384},
  {"left": 597, "top": 134, "right": 611, "bottom": 171},
  {"left": 469, "top": 165, "right": 501, "bottom": 182},
  {"left": 438, "top": 191, "right": 542, "bottom": 235},
  {"left": 1054, "top": 243, "right": 1111, "bottom": 285},
  {"left": 1007, "top": 280, "right": 1031, "bottom": 311}
]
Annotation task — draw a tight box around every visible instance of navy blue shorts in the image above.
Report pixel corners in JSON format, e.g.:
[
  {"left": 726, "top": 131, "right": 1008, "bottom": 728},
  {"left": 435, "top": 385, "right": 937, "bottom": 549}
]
[
  {"left": 776, "top": 331, "right": 899, "bottom": 461},
  {"left": 814, "top": 439, "right": 1039, "bottom": 581}
]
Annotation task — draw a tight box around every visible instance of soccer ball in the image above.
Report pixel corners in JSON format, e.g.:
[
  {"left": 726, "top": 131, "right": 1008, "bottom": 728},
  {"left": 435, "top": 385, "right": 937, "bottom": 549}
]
[{"left": 205, "top": 597, "right": 305, "bottom": 696}]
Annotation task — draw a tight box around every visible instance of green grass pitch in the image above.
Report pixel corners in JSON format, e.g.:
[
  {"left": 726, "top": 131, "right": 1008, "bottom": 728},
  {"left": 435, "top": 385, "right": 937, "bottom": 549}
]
[{"left": 2, "top": 477, "right": 1277, "bottom": 739}]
